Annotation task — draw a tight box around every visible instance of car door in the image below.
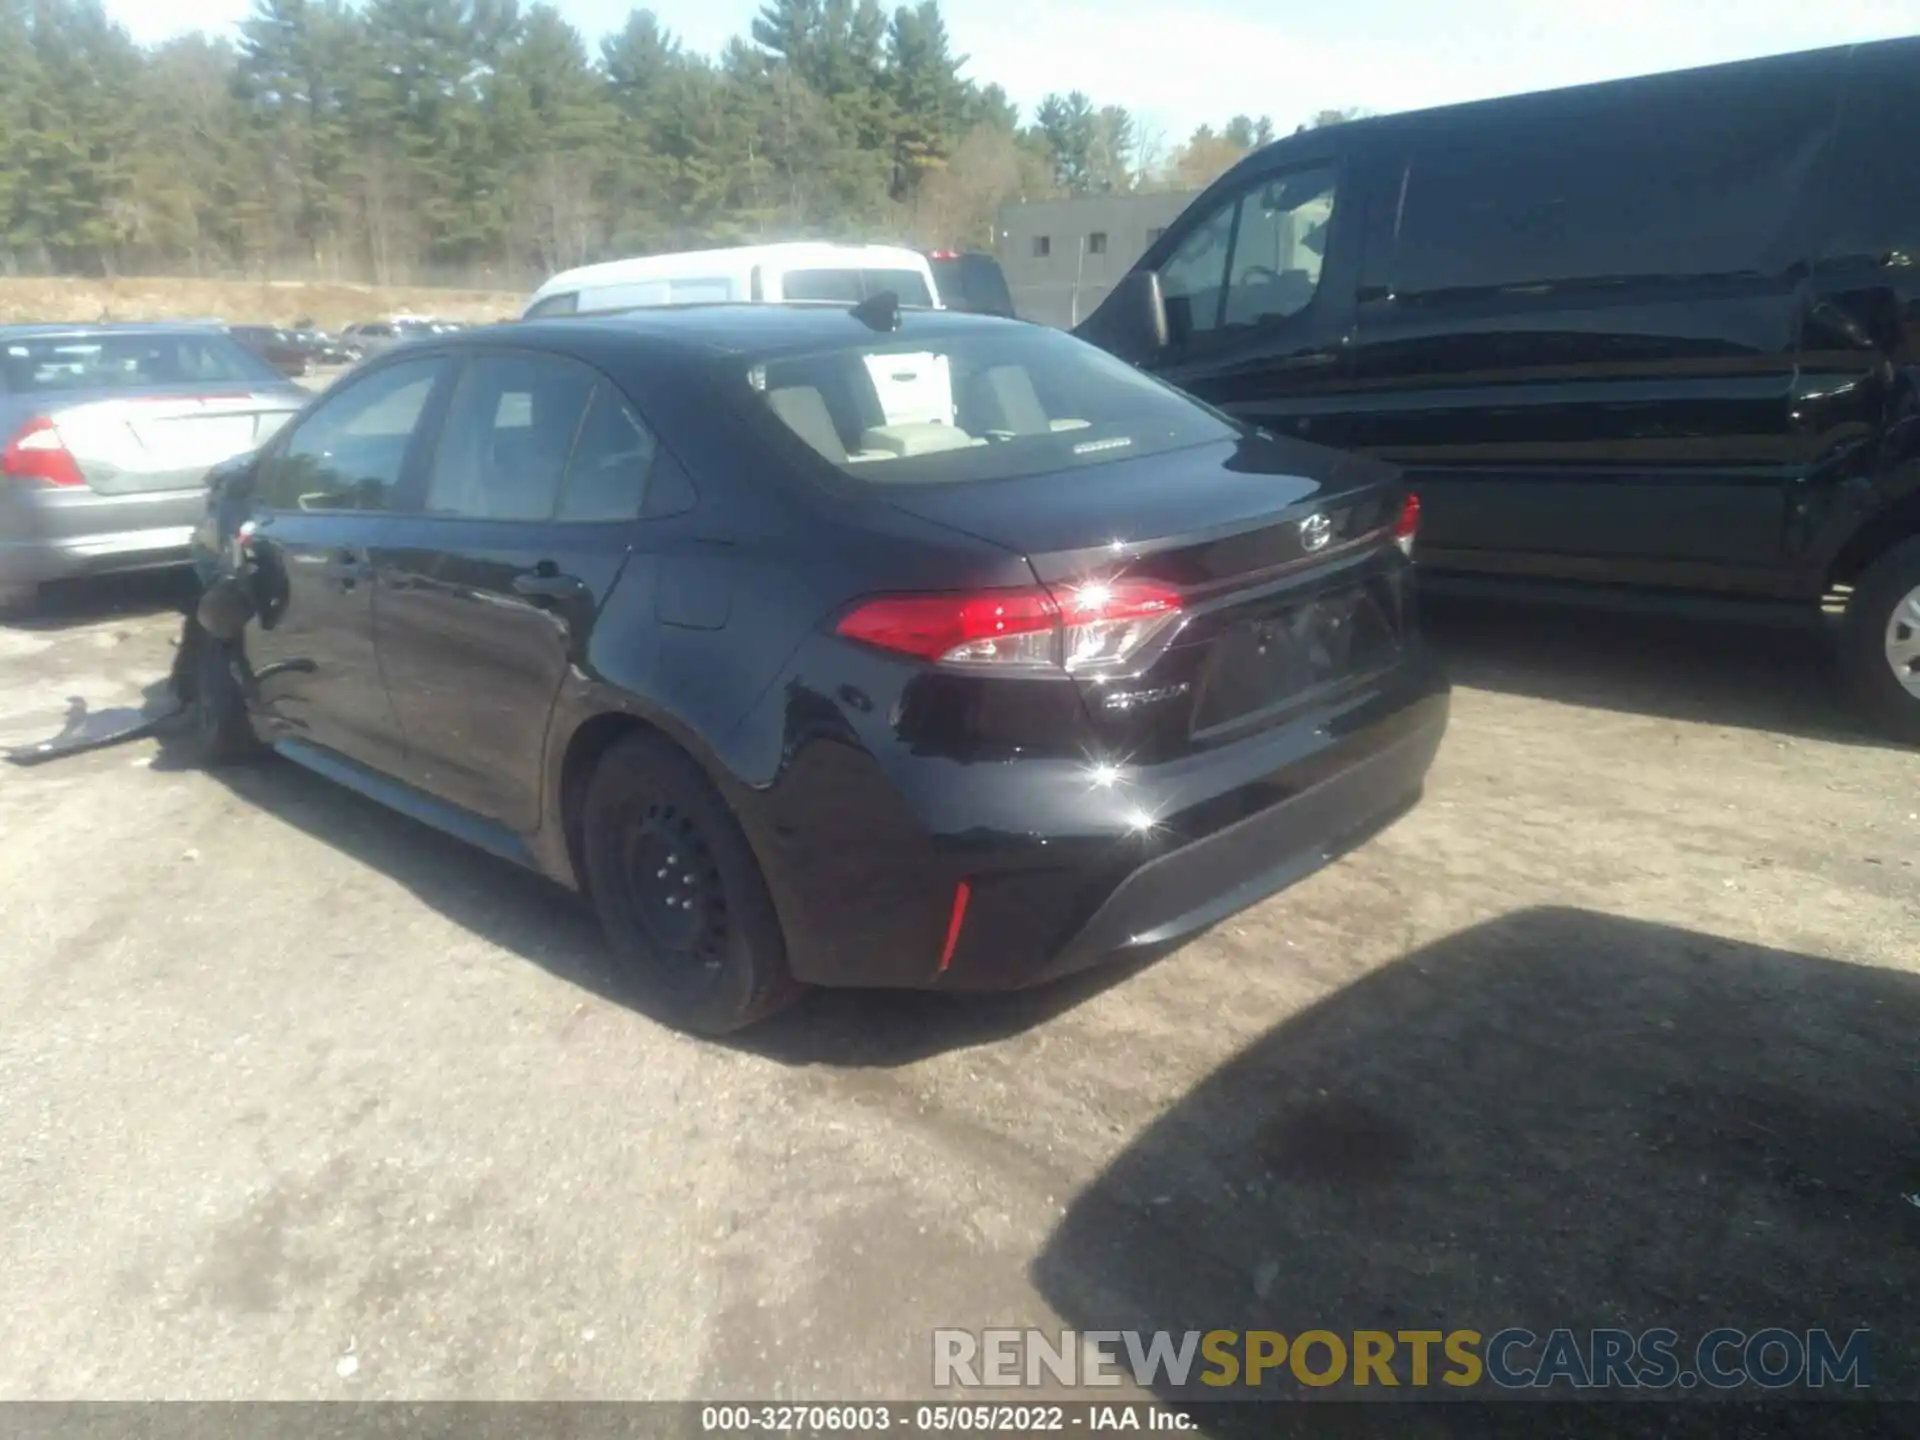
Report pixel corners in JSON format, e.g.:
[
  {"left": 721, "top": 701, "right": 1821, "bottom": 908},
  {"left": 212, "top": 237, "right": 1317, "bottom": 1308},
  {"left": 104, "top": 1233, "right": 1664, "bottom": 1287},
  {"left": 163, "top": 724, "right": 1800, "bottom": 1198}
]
[
  {"left": 371, "top": 350, "right": 656, "bottom": 831},
  {"left": 243, "top": 354, "right": 454, "bottom": 771},
  {"left": 1095, "top": 141, "right": 1366, "bottom": 446}
]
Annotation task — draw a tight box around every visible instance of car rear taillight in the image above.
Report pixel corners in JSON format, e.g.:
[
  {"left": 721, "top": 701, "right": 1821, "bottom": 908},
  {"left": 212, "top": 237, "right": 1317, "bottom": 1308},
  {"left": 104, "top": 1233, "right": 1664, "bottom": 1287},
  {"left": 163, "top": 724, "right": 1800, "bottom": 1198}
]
[
  {"left": 837, "top": 579, "right": 1185, "bottom": 673},
  {"left": 1395, "top": 493, "right": 1421, "bottom": 558},
  {"left": 2, "top": 418, "right": 85, "bottom": 488}
]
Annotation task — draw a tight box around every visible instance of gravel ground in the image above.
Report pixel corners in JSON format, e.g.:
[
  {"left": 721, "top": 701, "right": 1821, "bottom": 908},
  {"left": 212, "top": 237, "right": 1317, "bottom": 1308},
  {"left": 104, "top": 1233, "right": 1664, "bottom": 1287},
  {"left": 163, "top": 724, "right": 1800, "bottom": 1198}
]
[{"left": 0, "top": 573, "right": 1914, "bottom": 1414}]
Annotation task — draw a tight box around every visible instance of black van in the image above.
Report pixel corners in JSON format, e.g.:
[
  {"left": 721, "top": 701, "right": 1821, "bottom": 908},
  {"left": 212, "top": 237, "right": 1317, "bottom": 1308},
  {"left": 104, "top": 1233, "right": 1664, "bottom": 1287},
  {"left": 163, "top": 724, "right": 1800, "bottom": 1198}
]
[
  {"left": 928, "top": 250, "right": 1018, "bottom": 318},
  {"left": 1078, "top": 37, "right": 1920, "bottom": 742}
]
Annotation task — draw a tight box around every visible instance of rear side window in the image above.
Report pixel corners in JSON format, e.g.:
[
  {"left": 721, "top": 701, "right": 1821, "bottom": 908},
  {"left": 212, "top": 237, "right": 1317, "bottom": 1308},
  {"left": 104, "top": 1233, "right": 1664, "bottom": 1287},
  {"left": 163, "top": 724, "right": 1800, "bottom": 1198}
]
[
  {"left": 0, "top": 332, "right": 282, "bottom": 394},
  {"left": 258, "top": 357, "right": 445, "bottom": 512},
  {"left": 558, "top": 383, "right": 657, "bottom": 522},
  {"left": 781, "top": 268, "right": 935, "bottom": 307},
  {"left": 425, "top": 354, "right": 596, "bottom": 521},
  {"left": 1376, "top": 51, "right": 1842, "bottom": 300}
]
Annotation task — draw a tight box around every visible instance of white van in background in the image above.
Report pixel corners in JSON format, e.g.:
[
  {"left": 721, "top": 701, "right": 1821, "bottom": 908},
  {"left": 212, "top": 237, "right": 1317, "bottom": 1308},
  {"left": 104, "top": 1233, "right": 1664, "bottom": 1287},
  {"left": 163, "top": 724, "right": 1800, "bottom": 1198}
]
[{"left": 521, "top": 243, "right": 942, "bottom": 319}]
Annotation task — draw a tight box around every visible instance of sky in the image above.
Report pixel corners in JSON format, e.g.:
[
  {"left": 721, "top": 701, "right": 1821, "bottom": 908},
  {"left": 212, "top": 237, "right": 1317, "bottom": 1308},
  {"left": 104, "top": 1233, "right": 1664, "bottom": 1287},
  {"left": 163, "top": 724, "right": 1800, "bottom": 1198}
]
[{"left": 101, "top": 0, "right": 1920, "bottom": 142}]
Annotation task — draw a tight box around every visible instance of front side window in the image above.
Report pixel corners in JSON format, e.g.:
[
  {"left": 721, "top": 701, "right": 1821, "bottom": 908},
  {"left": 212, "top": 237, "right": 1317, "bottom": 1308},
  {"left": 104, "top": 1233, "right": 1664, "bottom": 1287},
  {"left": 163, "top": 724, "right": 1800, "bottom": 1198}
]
[
  {"left": 425, "top": 354, "right": 596, "bottom": 522},
  {"left": 524, "top": 293, "right": 580, "bottom": 319},
  {"left": 1157, "top": 199, "right": 1237, "bottom": 341},
  {"left": 1223, "top": 168, "right": 1336, "bottom": 326},
  {"left": 740, "top": 323, "right": 1237, "bottom": 487},
  {"left": 257, "top": 357, "right": 443, "bottom": 510},
  {"left": 1158, "top": 165, "right": 1338, "bottom": 343},
  {"left": 257, "top": 357, "right": 445, "bottom": 512}
]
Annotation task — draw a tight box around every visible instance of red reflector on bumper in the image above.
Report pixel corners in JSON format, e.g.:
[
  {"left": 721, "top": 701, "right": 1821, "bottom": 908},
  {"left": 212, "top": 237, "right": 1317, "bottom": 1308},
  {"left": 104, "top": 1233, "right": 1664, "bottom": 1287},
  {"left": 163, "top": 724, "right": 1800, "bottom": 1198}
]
[{"left": 938, "top": 880, "right": 972, "bottom": 972}]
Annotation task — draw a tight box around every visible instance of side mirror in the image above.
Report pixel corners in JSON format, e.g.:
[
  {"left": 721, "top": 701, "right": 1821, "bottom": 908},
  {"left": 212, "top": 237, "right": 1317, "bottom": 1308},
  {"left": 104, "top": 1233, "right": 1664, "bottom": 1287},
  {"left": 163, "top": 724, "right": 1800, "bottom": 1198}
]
[{"left": 1076, "top": 270, "right": 1169, "bottom": 364}]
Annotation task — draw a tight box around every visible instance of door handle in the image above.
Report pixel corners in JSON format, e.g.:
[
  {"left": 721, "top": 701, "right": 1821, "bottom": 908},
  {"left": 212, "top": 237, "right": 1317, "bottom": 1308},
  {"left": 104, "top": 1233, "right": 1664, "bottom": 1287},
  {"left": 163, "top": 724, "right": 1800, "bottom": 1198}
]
[{"left": 512, "top": 567, "right": 590, "bottom": 604}]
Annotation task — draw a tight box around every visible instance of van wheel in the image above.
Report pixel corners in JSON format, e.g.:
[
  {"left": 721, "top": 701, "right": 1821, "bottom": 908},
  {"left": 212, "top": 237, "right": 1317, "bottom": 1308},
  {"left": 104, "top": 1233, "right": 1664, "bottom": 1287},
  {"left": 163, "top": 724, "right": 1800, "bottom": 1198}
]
[
  {"left": 190, "top": 628, "right": 264, "bottom": 767},
  {"left": 1841, "top": 536, "right": 1920, "bottom": 746},
  {"left": 581, "top": 732, "right": 801, "bottom": 1035}
]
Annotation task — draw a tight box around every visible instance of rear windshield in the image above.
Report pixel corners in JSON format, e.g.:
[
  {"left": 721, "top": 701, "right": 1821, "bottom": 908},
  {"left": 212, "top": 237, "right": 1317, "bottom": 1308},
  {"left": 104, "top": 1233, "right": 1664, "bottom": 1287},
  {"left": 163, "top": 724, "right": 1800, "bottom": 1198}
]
[
  {"left": 781, "top": 268, "right": 935, "bottom": 307},
  {"left": 1, "top": 332, "right": 284, "bottom": 394},
  {"left": 739, "top": 322, "right": 1236, "bottom": 486}
]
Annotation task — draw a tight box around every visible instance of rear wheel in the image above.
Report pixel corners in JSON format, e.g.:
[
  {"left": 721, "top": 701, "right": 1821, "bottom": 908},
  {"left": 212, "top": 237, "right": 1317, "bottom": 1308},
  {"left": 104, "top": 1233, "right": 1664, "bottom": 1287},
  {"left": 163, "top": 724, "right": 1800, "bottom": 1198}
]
[
  {"left": 1841, "top": 536, "right": 1920, "bottom": 746},
  {"left": 189, "top": 627, "right": 264, "bottom": 766},
  {"left": 581, "top": 732, "right": 800, "bottom": 1035}
]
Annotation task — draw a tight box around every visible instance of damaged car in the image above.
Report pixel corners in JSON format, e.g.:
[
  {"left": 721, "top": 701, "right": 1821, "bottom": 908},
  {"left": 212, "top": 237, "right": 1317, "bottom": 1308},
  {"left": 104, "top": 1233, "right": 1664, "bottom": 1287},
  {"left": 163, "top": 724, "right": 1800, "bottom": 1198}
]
[{"left": 178, "top": 304, "right": 1448, "bottom": 1034}]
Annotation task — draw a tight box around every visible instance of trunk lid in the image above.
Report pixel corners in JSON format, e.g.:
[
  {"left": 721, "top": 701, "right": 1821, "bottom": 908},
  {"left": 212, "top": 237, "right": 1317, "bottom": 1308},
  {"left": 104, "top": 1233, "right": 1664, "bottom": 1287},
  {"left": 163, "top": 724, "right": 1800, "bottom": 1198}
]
[
  {"left": 48, "top": 389, "right": 304, "bottom": 496},
  {"left": 877, "top": 433, "right": 1414, "bottom": 762}
]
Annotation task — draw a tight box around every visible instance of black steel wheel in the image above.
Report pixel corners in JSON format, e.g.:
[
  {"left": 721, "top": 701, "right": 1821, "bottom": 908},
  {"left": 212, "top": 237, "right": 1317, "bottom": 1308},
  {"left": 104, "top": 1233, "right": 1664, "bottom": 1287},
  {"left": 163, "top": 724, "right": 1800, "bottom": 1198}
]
[{"left": 581, "top": 731, "right": 799, "bottom": 1034}]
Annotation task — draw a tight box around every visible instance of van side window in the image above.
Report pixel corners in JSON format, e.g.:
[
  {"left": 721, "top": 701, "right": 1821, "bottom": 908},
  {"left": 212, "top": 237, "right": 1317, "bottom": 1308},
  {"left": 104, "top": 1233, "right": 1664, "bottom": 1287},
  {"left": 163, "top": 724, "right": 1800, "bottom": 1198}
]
[
  {"left": 1224, "top": 169, "right": 1336, "bottom": 327},
  {"left": 1817, "top": 37, "right": 1920, "bottom": 268},
  {"left": 1158, "top": 165, "right": 1338, "bottom": 344},
  {"left": 1158, "top": 200, "right": 1237, "bottom": 341},
  {"left": 1381, "top": 53, "right": 1840, "bottom": 300}
]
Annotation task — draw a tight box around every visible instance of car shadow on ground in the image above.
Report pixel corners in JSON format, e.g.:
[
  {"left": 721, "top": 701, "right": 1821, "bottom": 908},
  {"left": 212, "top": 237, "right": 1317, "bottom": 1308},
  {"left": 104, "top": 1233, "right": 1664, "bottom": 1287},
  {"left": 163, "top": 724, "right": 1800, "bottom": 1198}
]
[
  {"left": 1422, "top": 596, "right": 1897, "bottom": 749},
  {"left": 2, "top": 569, "right": 195, "bottom": 633},
  {"left": 148, "top": 728, "right": 1167, "bottom": 1065},
  {"left": 1032, "top": 906, "right": 1919, "bottom": 1435}
]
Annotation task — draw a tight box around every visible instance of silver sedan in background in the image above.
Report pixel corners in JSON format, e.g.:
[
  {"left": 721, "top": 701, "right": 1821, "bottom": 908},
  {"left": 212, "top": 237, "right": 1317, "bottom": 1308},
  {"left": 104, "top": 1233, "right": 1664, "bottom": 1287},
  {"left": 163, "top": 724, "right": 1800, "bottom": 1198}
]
[{"left": 0, "top": 324, "right": 308, "bottom": 614}]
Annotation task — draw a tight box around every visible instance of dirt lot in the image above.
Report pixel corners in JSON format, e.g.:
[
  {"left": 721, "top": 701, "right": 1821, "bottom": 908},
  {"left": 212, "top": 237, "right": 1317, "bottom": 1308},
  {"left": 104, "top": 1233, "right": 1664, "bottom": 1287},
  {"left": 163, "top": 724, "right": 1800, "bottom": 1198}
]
[
  {"left": 0, "top": 277, "right": 523, "bottom": 329},
  {"left": 0, "top": 574, "right": 1914, "bottom": 1417}
]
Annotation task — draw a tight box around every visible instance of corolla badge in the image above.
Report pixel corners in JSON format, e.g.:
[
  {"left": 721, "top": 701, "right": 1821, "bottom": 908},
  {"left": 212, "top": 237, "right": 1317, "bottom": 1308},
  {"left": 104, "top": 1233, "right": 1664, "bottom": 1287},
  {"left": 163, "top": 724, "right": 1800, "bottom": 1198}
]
[{"left": 1299, "top": 512, "right": 1333, "bottom": 552}]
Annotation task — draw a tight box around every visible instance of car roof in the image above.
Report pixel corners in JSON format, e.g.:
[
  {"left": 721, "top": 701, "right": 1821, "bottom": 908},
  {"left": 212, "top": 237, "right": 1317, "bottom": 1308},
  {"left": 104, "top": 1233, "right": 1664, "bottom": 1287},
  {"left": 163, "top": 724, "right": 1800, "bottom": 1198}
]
[
  {"left": 0, "top": 321, "right": 228, "bottom": 339},
  {"left": 466, "top": 303, "right": 1029, "bottom": 363}
]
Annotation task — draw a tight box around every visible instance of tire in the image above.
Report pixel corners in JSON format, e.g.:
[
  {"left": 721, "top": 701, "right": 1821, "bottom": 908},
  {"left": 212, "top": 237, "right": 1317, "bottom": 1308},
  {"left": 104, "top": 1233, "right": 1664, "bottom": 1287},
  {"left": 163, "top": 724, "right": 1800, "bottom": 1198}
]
[
  {"left": 189, "top": 626, "right": 264, "bottom": 767},
  {"left": 580, "top": 731, "right": 801, "bottom": 1035},
  {"left": 1841, "top": 535, "right": 1920, "bottom": 747}
]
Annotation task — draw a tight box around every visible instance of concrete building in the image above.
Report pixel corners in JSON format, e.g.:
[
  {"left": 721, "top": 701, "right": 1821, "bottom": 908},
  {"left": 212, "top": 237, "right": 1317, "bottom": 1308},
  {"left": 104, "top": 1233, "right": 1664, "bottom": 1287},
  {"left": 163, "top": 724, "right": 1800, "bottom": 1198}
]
[{"left": 995, "top": 191, "right": 1202, "bottom": 330}]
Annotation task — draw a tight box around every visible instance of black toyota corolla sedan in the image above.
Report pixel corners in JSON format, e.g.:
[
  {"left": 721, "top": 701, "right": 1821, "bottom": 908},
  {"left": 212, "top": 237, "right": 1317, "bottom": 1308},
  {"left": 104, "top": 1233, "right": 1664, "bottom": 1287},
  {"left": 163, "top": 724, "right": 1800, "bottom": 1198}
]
[{"left": 180, "top": 302, "right": 1449, "bottom": 1033}]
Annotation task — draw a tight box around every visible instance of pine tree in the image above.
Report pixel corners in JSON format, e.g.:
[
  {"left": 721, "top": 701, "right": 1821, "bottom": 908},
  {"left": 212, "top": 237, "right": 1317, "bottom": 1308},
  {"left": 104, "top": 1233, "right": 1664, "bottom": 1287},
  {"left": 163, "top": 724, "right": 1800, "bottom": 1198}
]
[{"left": 884, "top": 1, "right": 964, "bottom": 202}]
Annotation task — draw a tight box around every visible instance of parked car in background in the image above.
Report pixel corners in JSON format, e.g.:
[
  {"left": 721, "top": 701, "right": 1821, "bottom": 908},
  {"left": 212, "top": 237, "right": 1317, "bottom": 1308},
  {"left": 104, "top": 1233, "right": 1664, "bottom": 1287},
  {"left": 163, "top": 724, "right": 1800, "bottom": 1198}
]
[
  {"left": 927, "top": 250, "right": 1017, "bottom": 318},
  {"left": 339, "top": 319, "right": 439, "bottom": 358},
  {"left": 227, "top": 324, "right": 313, "bottom": 379},
  {"left": 180, "top": 304, "right": 1445, "bottom": 1033},
  {"left": 522, "top": 243, "right": 941, "bottom": 319},
  {"left": 0, "top": 324, "right": 308, "bottom": 613},
  {"left": 1079, "top": 35, "right": 1920, "bottom": 743}
]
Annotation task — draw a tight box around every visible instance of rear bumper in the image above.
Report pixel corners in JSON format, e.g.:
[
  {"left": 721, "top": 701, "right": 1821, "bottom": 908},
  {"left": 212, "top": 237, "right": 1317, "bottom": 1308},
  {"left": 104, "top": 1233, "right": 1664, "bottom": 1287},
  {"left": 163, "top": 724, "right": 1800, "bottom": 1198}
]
[
  {"left": 0, "top": 487, "right": 203, "bottom": 587},
  {"left": 745, "top": 645, "right": 1450, "bottom": 991},
  {"left": 1021, "top": 705, "right": 1441, "bottom": 988}
]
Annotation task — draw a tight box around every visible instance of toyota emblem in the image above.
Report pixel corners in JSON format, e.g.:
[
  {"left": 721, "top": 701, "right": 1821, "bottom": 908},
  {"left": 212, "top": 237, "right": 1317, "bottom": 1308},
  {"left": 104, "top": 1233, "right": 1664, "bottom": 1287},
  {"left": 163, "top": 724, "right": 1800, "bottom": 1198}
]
[{"left": 1299, "top": 513, "right": 1332, "bottom": 552}]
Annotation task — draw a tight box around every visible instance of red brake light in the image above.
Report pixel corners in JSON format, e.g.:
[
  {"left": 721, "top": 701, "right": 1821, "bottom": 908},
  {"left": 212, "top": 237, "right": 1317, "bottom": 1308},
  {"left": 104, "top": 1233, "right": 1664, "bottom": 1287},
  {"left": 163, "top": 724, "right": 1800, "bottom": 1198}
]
[
  {"left": 836, "top": 579, "right": 1184, "bottom": 672},
  {"left": 1395, "top": 492, "right": 1421, "bottom": 556},
  {"left": 2, "top": 418, "right": 85, "bottom": 488},
  {"left": 929, "top": 250, "right": 959, "bottom": 259}
]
